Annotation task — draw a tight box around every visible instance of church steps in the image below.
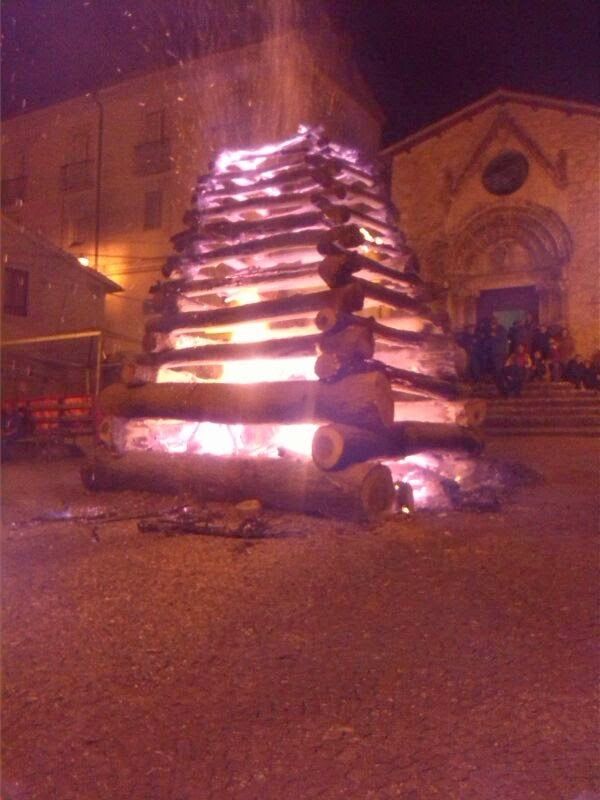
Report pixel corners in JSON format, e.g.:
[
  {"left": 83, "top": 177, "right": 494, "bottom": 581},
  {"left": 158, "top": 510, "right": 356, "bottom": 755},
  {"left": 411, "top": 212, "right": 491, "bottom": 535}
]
[
  {"left": 470, "top": 381, "right": 600, "bottom": 436},
  {"left": 484, "top": 426, "right": 600, "bottom": 437}
]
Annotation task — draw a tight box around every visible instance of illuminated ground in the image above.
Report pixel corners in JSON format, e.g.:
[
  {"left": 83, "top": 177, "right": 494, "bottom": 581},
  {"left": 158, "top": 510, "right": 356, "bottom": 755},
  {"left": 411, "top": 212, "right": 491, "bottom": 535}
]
[{"left": 2, "top": 437, "right": 598, "bottom": 800}]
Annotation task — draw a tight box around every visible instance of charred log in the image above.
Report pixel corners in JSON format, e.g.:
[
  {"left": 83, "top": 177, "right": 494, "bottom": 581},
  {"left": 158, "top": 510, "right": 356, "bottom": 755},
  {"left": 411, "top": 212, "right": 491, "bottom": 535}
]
[
  {"left": 82, "top": 451, "right": 395, "bottom": 522},
  {"left": 99, "top": 371, "right": 395, "bottom": 429},
  {"left": 140, "top": 332, "right": 321, "bottom": 362},
  {"left": 145, "top": 283, "right": 364, "bottom": 337},
  {"left": 312, "top": 421, "right": 483, "bottom": 470}
]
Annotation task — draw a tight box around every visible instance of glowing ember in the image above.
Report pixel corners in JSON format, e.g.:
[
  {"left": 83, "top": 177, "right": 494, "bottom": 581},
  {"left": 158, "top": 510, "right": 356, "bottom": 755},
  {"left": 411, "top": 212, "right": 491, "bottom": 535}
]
[{"left": 122, "top": 418, "right": 316, "bottom": 458}]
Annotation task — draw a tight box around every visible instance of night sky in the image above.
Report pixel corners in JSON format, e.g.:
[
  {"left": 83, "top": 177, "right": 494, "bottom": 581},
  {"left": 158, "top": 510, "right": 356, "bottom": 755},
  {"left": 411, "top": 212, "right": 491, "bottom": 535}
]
[{"left": 2, "top": 0, "right": 598, "bottom": 144}]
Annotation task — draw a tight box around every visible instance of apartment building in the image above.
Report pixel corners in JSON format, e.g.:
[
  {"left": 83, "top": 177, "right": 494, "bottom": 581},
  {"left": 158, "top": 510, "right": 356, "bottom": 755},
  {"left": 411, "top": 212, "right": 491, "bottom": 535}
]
[{"left": 1, "top": 31, "right": 383, "bottom": 353}]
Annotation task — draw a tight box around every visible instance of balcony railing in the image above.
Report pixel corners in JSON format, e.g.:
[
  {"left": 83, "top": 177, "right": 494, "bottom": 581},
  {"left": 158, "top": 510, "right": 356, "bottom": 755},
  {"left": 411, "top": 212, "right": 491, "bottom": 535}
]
[
  {"left": 1, "top": 176, "right": 27, "bottom": 208},
  {"left": 134, "top": 139, "right": 172, "bottom": 175},
  {"left": 61, "top": 160, "right": 95, "bottom": 191}
]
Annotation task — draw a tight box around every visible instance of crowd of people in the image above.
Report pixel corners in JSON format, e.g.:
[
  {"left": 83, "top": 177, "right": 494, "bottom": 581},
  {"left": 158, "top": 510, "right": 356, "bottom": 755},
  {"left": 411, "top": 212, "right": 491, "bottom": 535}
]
[{"left": 456, "top": 314, "right": 600, "bottom": 397}]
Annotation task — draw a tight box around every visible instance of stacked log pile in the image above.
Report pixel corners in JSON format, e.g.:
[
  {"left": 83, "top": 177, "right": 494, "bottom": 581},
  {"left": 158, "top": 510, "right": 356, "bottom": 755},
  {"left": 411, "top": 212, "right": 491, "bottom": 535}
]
[{"left": 85, "top": 128, "right": 484, "bottom": 520}]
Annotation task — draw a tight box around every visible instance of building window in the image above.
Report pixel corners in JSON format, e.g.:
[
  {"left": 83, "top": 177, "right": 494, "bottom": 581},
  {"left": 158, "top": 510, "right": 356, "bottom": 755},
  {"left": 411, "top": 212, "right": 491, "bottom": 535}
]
[
  {"left": 61, "top": 131, "right": 94, "bottom": 191},
  {"left": 71, "top": 130, "right": 90, "bottom": 161},
  {"left": 3, "top": 267, "right": 29, "bottom": 316},
  {"left": 1, "top": 176, "right": 27, "bottom": 209},
  {"left": 1, "top": 152, "right": 27, "bottom": 209},
  {"left": 144, "top": 110, "right": 166, "bottom": 143},
  {"left": 70, "top": 216, "right": 94, "bottom": 247},
  {"left": 144, "top": 190, "right": 163, "bottom": 229},
  {"left": 135, "top": 110, "right": 171, "bottom": 174},
  {"left": 482, "top": 151, "right": 529, "bottom": 196}
]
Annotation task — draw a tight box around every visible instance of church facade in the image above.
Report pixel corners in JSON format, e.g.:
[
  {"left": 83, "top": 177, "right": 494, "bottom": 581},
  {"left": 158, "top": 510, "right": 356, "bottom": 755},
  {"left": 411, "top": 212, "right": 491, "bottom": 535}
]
[{"left": 384, "top": 90, "right": 600, "bottom": 356}]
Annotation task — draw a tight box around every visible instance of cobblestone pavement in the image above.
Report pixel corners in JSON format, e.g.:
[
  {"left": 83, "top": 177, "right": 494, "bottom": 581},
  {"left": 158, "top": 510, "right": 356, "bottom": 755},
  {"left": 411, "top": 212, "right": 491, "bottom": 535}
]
[{"left": 2, "top": 438, "right": 599, "bottom": 800}]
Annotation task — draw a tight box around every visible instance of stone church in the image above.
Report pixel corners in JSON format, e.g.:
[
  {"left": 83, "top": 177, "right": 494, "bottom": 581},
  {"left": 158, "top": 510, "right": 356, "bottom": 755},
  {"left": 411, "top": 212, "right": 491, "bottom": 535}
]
[{"left": 384, "top": 89, "right": 599, "bottom": 356}]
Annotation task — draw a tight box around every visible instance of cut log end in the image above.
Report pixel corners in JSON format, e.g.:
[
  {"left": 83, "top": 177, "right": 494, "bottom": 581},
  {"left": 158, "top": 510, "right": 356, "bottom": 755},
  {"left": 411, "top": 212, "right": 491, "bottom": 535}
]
[
  {"left": 312, "top": 424, "right": 345, "bottom": 470},
  {"left": 359, "top": 463, "right": 396, "bottom": 518}
]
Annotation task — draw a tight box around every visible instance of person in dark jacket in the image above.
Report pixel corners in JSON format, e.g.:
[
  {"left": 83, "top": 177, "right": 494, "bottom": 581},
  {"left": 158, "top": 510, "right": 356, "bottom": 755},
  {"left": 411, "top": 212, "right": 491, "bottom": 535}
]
[
  {"left": 489, "top": 317, "right": 509, "bottom": 385},
  {"left": 501, "top": 344, "right": 532, "bottom": 397},
  {"left": 531, "top": 350, "right": 547, "bottom": 381},
  {"left": 472, "top": 320, "right": 490, "bottom": 382},
  {"left": 456, "top": 325, "right": 477, "bottom": 381},
  {"left": 507, "top": 320, "right": 520, "bottom": 355},
  {"left": 547, "top": 338, "right": 563, "bottom": 382},
  {"left": 558, "top": 327, "right": 575, "bottom": 363},
  {"left": 583, "top": 360, "right": 600, "bottom": 390},
  {"left": 531, "top": 325, "right": 550, "bottom": 359},
  {"left": 565, "top": 355, "right": 587, "bottom": 388}
]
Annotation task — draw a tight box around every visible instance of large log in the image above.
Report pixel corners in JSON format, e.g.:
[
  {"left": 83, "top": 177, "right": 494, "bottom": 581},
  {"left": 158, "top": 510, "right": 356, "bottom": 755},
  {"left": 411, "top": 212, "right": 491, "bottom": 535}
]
[
  {"left": 312, "top": 421, "right": 483, "bottom": 471},
  {"left": 99, "top": 371, "right": 395, "bottom": 429},
  {"left": 81, "top": 451, "right": 395, "bottom": 522},
  {"left": 319, "top": 324, "right": 375, "bottom": 360},
  {"left": 317, "top": 224, "right": 365, "bottom": 255},
  {"left": 356, "top": 279, "right": 428, "bottom": 315},
  {"left": 200, "top": 210, "right": 325, "bottom": 241},
  {"left": 176, "top": 227, "right": 324, "bottom": 260},
  {"left": 392, "top": 397, "right": 487, "bottom": 427},
  {"left": 378, "top": 362, "right": 462, "bottom": 400},
  {"left": 307, "top": 154, "right": 378, "bottom": 187},
  {"left": 141, "top": 331, "right": 321, "bottom": 363},
  {"left": 314, "top": 353, "right": 361, "bottom": 381},
  {"left": 188, "top": 187, "right": 346, "bottom": 225},
  {"left": 318, "top": 250, "right": 421, "bottom": 293},
  {"left": 313, "top": 357, "right": 461, "bottom": 401},
  {"left": 315, "top": 310, "right": 448, "bottom": 349},
  {"left": 151, "top": 260, "right": 321, "bottom": 299},
  {"left": 145, "top": 283, "right": 364, "bottom": 337},
  {"left": 195, "top": 162, "right": 341, "bottom": 205}
]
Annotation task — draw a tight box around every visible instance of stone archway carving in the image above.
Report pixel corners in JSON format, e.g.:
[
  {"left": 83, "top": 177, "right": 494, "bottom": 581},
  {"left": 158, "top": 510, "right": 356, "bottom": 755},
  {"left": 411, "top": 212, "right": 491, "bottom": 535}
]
[{"left": 448, "top": 202, "right": 572, "bottom": 280}]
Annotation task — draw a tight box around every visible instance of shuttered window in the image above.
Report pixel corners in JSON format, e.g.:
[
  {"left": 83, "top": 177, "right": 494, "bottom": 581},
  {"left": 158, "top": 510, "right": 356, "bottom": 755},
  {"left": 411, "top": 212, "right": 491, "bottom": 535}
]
[
  {"left": 144, "top": 190, "right": 163, "bottom": 229},
  {"left": 3, "top": 267, "right": 29, "bottom": 316}
]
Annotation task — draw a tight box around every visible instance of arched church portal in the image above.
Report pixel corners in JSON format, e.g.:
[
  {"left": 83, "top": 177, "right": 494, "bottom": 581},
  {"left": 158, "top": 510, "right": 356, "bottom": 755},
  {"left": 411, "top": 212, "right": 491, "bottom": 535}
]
[{"left": 447, "top": 203, "right": 572, "bottom": 328}]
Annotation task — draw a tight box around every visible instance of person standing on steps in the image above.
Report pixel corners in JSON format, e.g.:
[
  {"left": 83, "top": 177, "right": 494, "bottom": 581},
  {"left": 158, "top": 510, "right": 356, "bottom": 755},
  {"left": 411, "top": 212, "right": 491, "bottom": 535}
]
[
  {"left": 547, "top": 338, "right": 563, "bottom": 382},
  {"left": 501, "top": 344, "right": 532, "bottom": 397}
]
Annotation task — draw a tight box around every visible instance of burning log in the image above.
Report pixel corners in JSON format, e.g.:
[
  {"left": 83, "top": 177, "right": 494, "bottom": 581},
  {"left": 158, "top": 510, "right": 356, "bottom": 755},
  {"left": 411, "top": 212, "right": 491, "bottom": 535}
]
[
  {"left": 189, "top": 187, "right": 347, "bottom": 224},
  {"left": 454, "top": 398, "right": 487, "bottom": 428},
  {"left": 317, "top": 251, "right": 420, "bottom": 293},
  {"left": 392, "top": 397, "right": 487, "bottom": 428},
  {"left": 311, "top": 421, "right": 483, "bottom": 471},
  {"left": 317, "top": 223, "right": 365, "bottom": 255},
  {"left": 144, "top": 283, "right": 364, "bottom": 338},
  {"left": 315, "top": 310, "right": 447, "bottom": 348},
  {"left": 319, "top": 324, "right": 375, "bottom": 360},
  {"left": 310, "top": 351, "right": 460, "bottom": 400},
  {"left": 378, "top": 362, "right": 461, "bottom": 400},
  {"left": 82, "top": 451, "right": 395, "bottom": 521},
  {"left": 356, "top": 279, "right": 429, "bottom": 315},
  {"left": 319, "top": 247, "right": 423, "bottom": 290},
  {"left": 200, "top": 210, "right": 325, "bottom": 241},
  {"left": 140, "top": 332, "right": 321, "bottom": 363},
  {"left": 307, "top": 154, "right": 379, "bottom": 187},
  {"left": 99, "top": 371, "right": 395, "bottom": 429},
  {"left": 150, "top": 261, "right": 321, "bottom": 301},
  {"left": 167, "top": 230, "right": 323, "bottom": 269}
]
